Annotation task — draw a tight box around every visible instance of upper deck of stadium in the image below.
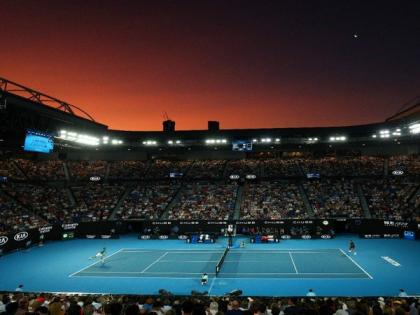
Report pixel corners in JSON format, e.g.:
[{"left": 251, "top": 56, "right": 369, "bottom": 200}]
[{"left": 1, "top": 76, "right": 419, "bottom": 155}]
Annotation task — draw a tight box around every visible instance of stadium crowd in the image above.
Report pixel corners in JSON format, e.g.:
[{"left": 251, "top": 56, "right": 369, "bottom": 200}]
[
  {"left": 146, "top": 161, "right": 191, "bottom": 179},
  {"left": 68, "top": 161, "right": 108, "bottom": 181},
  {"left": 241, "top": 181, "right": 306, "bottom": 219},
  {"left": 261, "top": 159, "right": 302, "bottom": 178},
  {"left": 71, "top": 184, "right": 125, "bottom": 222},
  {"left": 0, "top": 160, "right": 25, "bottom": 181},
  {"left": 14, "top": 159, "right": 65, "bottom": 181},
  {"left": 303, "top": 180, "right": 364, "bottom": 218},
  {"left": 187, "top": 160, "right": 226, "bottom": 179},
  {"left": 361, "top": 179, "right": 419, "bottom": 221},
  {"left": 116, "top": 183, "right": 180, "bottom": 220},
  {"left": 109, "top": 161, "right": 149, "bottom": 180},
  {"left": 167, "top": 182, "right": 238, "bottom": 220},
  {"left": 0, "top": 292, "right": 418, "bottom": 315},
  {"left": 0, "top": 192, "right": 45, "bottom": 235},
  {"left": 299, "top": 157, "right": 384, "bottom": 177},
  {"left": 1, "top": 184, "right": 74, "bottom": 224},
  {"left": 0, "top": 155, "right": 418, "bottom": 234}
]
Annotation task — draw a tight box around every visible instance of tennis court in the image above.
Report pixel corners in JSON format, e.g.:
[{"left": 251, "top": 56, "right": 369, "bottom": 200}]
[{"left": 70, "top": 248, "right": 372, "bottom": 279}]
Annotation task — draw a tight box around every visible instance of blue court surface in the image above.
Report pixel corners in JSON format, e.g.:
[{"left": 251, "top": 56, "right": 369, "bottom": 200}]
[{"left": 0, "top": 235, "right": 419, "bottom": 296}]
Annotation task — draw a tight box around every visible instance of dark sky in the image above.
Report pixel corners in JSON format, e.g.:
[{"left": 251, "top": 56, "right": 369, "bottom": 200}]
[{"left": 1, "top": 0, "right": 419, "bottom": 131}]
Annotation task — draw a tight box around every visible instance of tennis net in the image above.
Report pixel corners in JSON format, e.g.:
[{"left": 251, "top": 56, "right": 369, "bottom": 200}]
[{"left": 215, "top": 247, "right": 229, "bottom": 276}]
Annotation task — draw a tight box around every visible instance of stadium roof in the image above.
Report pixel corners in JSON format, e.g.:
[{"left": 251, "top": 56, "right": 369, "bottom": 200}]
[{"left": 1, "top": 76, "right": 419, "bottom": 150}]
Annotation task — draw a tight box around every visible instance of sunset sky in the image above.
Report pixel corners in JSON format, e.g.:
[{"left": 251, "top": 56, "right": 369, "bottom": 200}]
[{"left": 1, "top": 1, "right": 419, "bottom": 131}]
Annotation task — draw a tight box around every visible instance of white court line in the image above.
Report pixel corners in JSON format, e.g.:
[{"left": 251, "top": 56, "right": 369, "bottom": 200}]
[
  {"left": 159, "top": 260, "right": 219, "bottom": 263},
  {"left": 76, "top": 271, "right": 216, "bottom": 275},
  {"left": 70, "top": 275, "right": 371, "bottom": 280},
  {"left": 158, "top": 260, "right": 315, "bottom": 263},
  {"left": 121, "top": 248, "right": 339, "bottom": 253},
  {"left": 208, "top": 277, "right": 216, "bottom": 295},
  {"left": 140, "top": 252, "right": 169, "bottom": 273},
  {"left": 339, "top": 248, "right": 373, "bottom": 279},
  {"left": 69, "top": 248, "right": 124, "bottom": 278},
  {"left": 116, "top": 251, "right": 156, "bottom": 253},
  {"left": 121, "top": 248, "right": 225, "bottom": 252},
  {"left": 288, "top": 251, "right": 298, "bottom": 274},
  {"left": 230, "top": 248, "right": 337, "bottom": 253},
  {"left": 221, "top": 272, "right": 367, "bottom": 275},
  {"left": 122, "top": 250, "right": 223, "bottom": 253},
  {"left": 77, "top": 271, "right": 365, "bottom": 275}
]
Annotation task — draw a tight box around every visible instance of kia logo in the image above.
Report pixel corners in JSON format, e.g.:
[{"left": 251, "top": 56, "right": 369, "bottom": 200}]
[
  {"left": 90, "top": 176, "right": 101, "bottom": 181},
  {"left": 229, "top": 174, "right": 240, "bottom": 180},
  {"left": 0, "top": 236, "right": 8, "bottom": 246},
  {"left": 14, "top": 232, "right": 29, "bottom": 241}
]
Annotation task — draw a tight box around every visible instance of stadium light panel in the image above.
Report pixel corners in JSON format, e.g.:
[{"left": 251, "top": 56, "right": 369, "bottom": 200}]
[
  {"left": 329, "top": 136, "right": 346, "bottom": 142},
  {"left": 176, "top": 140, "right": 181, "bottom": 144},
  {"left": 409, "top": 123, "right": 420, "bottom": 134},
  {"left": 167, "top": 140, "right": 174, "bottom": 145},
  {"left": 206, "top": 139, "right": 226, "bottom": 145},
  {"left": 143, "top": 140, "right": 158, "bottom": 145}
]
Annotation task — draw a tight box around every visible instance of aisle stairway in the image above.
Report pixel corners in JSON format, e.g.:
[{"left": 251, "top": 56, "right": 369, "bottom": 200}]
[{"left": 298, "top": 183, "right": 315, "bottom": 218}]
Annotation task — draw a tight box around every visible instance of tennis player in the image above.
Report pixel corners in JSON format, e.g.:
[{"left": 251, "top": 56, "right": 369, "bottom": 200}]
[
  {"left": 201, "top": 273, "right": 208, "bottom": 285},
  {"left": 90, "top": 247, "right": 107, "bottom": 264},
  {"left": 348, "top": 240, "right": 356, "bottom": 255}
]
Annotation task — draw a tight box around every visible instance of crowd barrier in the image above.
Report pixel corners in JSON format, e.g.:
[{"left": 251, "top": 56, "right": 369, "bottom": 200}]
[{"left": 0, "top": 219, "right": 418, "bottom": 254}]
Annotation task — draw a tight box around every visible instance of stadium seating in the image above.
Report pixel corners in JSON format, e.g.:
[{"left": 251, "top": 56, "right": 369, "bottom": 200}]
[
  {"left": 0, "top": 190, "right": 46, "bottom": 234},
  {"left": 361, "top": 178, "right": 419, "bottom": 221},
  {"left": 116, "top": 182, "right": 180, "bottom": 219},
  {"left": 167, "top": 181, "right": 238, "bottom": 220},
  {"left": 0, "top": 155, "right": 419, "bottom": 234},
  {"left": 303, "top": 179, "right": 364, "bottom": 218},
  {"left": 241, "top": 181, "right": 307, "bottom": 219}
]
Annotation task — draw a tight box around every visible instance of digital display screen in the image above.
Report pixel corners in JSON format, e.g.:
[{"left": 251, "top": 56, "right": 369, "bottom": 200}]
[
  {"left": 232, "top": 140, "right": 252, "bottom": 151},
  {"left": 24, "top": 131, "right": 54, "bottom": 153}
]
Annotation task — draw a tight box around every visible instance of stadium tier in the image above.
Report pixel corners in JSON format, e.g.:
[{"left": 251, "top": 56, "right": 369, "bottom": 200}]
[
  {"left": 0, "top": 156, "right": 419, "bottom": 235},
  {"left": 1, "top": 77, "right": 420, "bottom": 298}
]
